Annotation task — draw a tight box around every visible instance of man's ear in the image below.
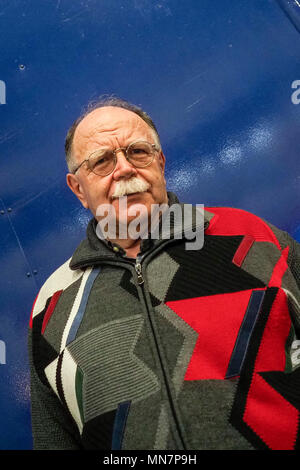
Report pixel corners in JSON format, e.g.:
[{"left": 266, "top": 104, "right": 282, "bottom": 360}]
[
  {"left": 158, "top": 151, "right": 166, "bottom": 174},
  {"left": 66, "top": 173, "right": 89, "bottom": 209}
]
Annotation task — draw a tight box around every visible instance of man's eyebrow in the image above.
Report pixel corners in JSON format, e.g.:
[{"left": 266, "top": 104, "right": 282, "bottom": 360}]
[
  {"left": 87, "top": 138, "right": 152, "bottom": 153},
  {"left": 85, "top": 146, "right": 112, "bottom": 159}
]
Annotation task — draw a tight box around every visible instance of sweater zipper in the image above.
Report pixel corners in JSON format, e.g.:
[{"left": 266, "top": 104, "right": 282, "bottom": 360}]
[
  {"left": 134, "top": 256, "right": 144, "bottom": 285},
  {"left": 133, "top": 253, "right": 186, "bottom": 450}
]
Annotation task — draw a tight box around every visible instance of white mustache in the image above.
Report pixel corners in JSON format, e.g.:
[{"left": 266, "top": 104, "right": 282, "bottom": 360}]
[{"left": 112, "top": 177, "right": 150, "bottom": 199}]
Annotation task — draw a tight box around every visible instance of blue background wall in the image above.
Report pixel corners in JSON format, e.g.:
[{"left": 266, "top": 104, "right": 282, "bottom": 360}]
[{"left": 0, "top": 0, "right": 299, "bottom": 449}]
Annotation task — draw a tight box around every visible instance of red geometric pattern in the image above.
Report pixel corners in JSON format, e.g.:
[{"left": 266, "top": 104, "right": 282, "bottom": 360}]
[
  {"left": 206, "top": 207, "right": 282, "bottom": 249},
  {"left": 41, "top": 290, "right": 63, "bottom": 335},
  {"left": 243, "top": 288, "right": 297, "bottom": 450},
  {"left": 253, "top": 289, "right": 291, "bottom": 373},
  {"left": 243, "top": 373, "right": 298, "bottom": 450},
  {"left": 166, "top": 289, "right": 257, "bottom": 380},
  {"left": 29, "top": 291, "right": 40, "bottom": 329},
  {"left": 232, "top": 235, "right": 255, "bottom": 267},
  {"left": 268, "top": 246, "right": 289, "bottom": 288},
  {"left": 167, "top": 280, "right": 298, "bottom": 448}
]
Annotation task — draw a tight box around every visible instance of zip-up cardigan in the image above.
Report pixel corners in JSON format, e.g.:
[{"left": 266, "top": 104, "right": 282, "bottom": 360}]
[{"left": 28, "top": 193, "right": 300, "bottom": 450}]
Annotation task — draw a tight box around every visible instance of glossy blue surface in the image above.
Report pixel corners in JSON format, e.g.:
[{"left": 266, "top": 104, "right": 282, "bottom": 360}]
[{"left": 0, "top": 0, "right": 299, "bottom": 449}]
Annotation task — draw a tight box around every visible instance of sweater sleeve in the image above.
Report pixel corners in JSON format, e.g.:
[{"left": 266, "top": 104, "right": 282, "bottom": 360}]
[
  {"left": 264, "top": 221, "right": 300, "bottom": 289},
  {"left": 287, "top": 236, "right": 300, "bottom": 290},
  {"left": 28, "top": 327, "right": 82, "bottom": 450}
]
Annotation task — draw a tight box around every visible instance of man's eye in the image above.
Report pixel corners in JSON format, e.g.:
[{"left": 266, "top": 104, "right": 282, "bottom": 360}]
[
  {"left": 92, "top": 153, "right": 111, "bottom": 166},
  {"left": 131, "top": 147, "right": 146, "bottom": 155},
  {"left": 95, "top": 157, "right": 106, "bottom": 166}
]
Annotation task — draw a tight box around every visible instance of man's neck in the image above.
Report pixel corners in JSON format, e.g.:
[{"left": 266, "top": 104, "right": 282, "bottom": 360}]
[
  {"left": 124, "top": 242, "right": 141, "bottom": 259},
  {"left": 108, "top": 236, "right": 141, "bottom": 259},
  {"left": 101, "top": 191, "right": 174, "bottom": 258}
]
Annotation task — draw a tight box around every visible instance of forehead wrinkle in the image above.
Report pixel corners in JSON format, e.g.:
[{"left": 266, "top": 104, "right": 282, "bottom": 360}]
[{"left": 73, "top": 112, "right": 155, "bottom": 161}]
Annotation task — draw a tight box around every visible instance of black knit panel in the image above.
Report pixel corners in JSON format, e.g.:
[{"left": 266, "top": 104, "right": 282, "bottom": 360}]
[
  {"left": 260, "top": 368, "right": 300, "bottom": 410},
  {"left": 165, "top": 235, "right": 265, "bottom": 302},
  {"left": 260, "top": 368, "right": 300, "bottom": 449},
  {"left": 290, "top": 254, "right": 300, "bottom": 290},
  {"left": 120, "top": 270, "right": 139, "bottom": 300},
  {"left": 31, "top": 302, "right": 59, "bottom": 387},
  {"left": 81, "top": 410, "right": 117, "bottom": 450},
  {"left": 56, "top": 350, "right": 68, "bottom": 410},
  {"left": 120, "top": 266, "right": 161, "bottom": 307}
]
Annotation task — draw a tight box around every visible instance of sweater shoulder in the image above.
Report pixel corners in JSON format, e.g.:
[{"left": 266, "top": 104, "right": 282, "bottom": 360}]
[
  {"left": 30, "top": 258, "right": 84, "bottom": 325},
  {"left": 205, "top": 206, "right": 282, "bottom": 249}
]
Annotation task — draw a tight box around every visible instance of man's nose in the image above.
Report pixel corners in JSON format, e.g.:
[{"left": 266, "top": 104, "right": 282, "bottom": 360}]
[{"left": 112, "top": 149, "right": 137, "bottom": 180}]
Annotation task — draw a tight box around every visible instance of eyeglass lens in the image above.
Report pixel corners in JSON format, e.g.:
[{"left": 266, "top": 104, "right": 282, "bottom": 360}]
[{"left": 88, "top": 141, "right": 155, "bottom": 176}]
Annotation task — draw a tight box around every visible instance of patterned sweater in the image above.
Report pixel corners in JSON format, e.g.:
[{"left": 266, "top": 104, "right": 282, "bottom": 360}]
[{"left": 28, "top": 194, "right": 300, "bottom": 450}]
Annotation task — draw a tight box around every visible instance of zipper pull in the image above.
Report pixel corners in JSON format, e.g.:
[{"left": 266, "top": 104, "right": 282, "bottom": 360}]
[{"left": 135, "top": 260, "right": 144, "bottom": 285}]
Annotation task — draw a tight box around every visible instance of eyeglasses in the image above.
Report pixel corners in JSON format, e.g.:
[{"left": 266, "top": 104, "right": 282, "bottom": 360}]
[{"left": 72, "top": 141, "right": 160, "bottom": 176}]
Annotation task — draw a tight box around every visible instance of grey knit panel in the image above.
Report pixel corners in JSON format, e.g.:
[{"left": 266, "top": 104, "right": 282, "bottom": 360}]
[
  {"left": 290, "top": 241, "right": 300, "bottom": 290},
  {"left": 264, "top": 221, "right": 295, "bottom": 252},
  {"left": 166, "top": 434, "right": 179, "bottom": 450},
  {"left": 75, "top": 266, "right": 159, "bottom": 376},
  {"left": 132, "top": 316, "right": 163, "bottom": 378},
  {"left": 154, "top": 303, "right": 198, "bottom": 396},
  {"left": 122, "top": 392, "right": 163, "bottom": 450},
  {"left": 146, "top": 252, "right": 179, "bottom": 302},
  {"left": 291, "top": 259, "right": 300, "bottom": 290},
  {"left": 282, "top": 268, "right": 300, "bottom": 303},
  {"left": 240, "top": 241, "right": 281, "bottom": 285},
  {"left": 43, "top": 276, "right": 83, "bottom": 353},
  {"left": 122, "top": 397, "right": 181, "bottom": 450},
  {"left": 203, "top": 208, "right": 217, "bottom": 223},
  {"left": 154, "top": 403, "right": 170, "bottom": 450},
  {"left": 282, "top": 269, "right": 300, "bottom": 330},
  {"left": 76, "top": 266, "right": 140, "bottom": 331},
  {"left": 264, "top": 221, "right": 300, "bottom": 289},
  {"left": 145, "top": 252, "right": 197, "bottom": 395},
  {"left": 67, "top": 315, "right": 160, "bottom": 422},
  {"left": 178, "top": 380, "right": 253, "bottom": 450}
]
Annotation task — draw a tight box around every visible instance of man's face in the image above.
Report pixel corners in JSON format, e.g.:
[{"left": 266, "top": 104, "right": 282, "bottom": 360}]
[{"left": 66, "top": 106, "right": 168, "bottom": 230}]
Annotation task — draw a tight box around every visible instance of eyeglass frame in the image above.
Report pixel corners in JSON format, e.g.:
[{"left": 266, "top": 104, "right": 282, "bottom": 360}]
[{"left": 71, "top": 140, "right": 160, "bottom": 176}]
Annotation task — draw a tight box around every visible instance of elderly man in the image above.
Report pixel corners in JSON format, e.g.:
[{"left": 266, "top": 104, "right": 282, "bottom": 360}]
[{"left": 28, "top": 97, "right": 300, "bottom": 450}]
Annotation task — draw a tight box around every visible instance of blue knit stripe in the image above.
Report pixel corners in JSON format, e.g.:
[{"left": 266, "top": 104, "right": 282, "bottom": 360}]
[
  {"left": 111, "top": 401, "right": 131, "bottom": 450},
  {"left": 226, "top": 289, "right": 265, "bottom": 379},
  {"left": 66, "top": 267, "right": 101, "bottom": 345}
]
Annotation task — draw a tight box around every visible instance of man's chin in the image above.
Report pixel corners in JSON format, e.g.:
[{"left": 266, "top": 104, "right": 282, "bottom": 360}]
[{"left": 111, "top": 194, "right": 150, "bottom": 227}]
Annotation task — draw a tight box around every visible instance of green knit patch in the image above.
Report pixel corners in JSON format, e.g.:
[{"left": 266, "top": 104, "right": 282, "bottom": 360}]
[{"left": 75, "top": 365, "right": 84, "bottom": 425}]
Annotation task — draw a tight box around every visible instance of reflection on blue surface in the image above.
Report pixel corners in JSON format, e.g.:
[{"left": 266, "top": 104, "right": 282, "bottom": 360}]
[
  {"left": 293, "top": 224, "right": 300, "bottom": 242},
  {"left": 0, "top": 0, "right": 299, "bottom": 448},
  {"left": 277, "top": 0, "right": 300, "bottom": 33}
]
